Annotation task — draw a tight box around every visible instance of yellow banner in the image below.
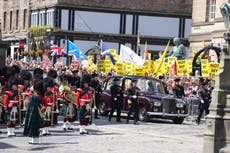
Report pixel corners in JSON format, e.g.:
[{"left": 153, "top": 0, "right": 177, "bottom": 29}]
[
  {"left": 116, "top": 62, "right": 124, "bottom": 75},
  {"left": 177, "top": 60, "right": 186, "bottom": 76},
  {"left": 201, "top": 59, "right": 209, "bottom": 77}
]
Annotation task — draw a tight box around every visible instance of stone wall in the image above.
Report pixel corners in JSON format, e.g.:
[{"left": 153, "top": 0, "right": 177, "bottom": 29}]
[
  {"left": 1, "top": 0, "right": 29, "bottom": 41},
  {"left": 189, "top": 0, "right": 228, "bottom": 53}
]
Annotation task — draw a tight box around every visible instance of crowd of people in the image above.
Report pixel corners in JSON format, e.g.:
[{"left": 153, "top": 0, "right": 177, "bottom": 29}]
[{"left": 0, "top": 57, "right": 214, "bottom": 144}]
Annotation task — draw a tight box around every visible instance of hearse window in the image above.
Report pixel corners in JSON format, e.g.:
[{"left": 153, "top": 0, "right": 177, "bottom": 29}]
[
  {"left": 136, "top": 79, "right": 146, "bottom": 92},
  {"left": 124, "top": 79, "right": 132, "bottom": 91},
  {"left": 105, "top": 78, "right": 122, "bottom": 91}
]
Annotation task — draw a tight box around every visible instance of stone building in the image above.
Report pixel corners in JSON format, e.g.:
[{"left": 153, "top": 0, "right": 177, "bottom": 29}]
[
  {"left": 1, "top": 0, "right": 29, "bottom": 58},
  {"left": 189, "top": 0, "right": 228, "bottom": 55},
  {"left": 1, "top": 0, "right": 192, "bottom": 58}
]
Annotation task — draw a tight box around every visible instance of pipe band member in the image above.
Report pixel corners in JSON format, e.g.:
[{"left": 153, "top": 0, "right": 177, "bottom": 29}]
[
  {"left": 4, "top": 77, "right": 19, "bottom": 137},
  {"left": 76, "top": 74, "right": 92, "bottom": 135},
  {"left": 24, "top": 80, "right": 45, "bottom": 144}
]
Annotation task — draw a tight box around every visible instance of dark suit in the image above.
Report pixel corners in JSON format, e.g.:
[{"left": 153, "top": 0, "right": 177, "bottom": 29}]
[
  {"left": 197, "top": 87, "right": 211, "bottom": 123},
  {"left": 127, "top": 86, "right": 140, "bottom": 124},
  {"left": 109, "top": 84, "right": 122, "bottom": 122}
]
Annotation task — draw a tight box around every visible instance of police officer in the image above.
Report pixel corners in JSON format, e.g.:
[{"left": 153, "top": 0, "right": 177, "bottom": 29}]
[
  {"left": 172, "top": 78, "right": 185, "bottom": 99},
  {"left": 91, "top": 73, "right": 102, "bottom": 119},
  {"left": 127, "top": 79, "right": 140, "bottom": 124},
  {"left": 108, "top": 78, "right": 123, "bottom": 122},
  {"left": 196, "top": 81, "right": 211, "bottom": 124}
]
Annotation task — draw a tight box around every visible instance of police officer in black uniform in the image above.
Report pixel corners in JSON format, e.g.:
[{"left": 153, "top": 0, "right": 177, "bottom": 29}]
[
  {"left": 90, "top": 73, "right": 102, "bottom": 119},
  {"left": 172, "top": 78, "right": 185, "bottom": 99},
  {"left": 196, "top": 81, "right": 211, "bottom": 124},
  {"left": 108, "top": 78, "right": 123, "bottom": 122},
  {"left": 127, "top": 79, "right": 140, "bottom": 124},
  {"left": 159, "top": 75, "right": 169, "bottom": 94}
]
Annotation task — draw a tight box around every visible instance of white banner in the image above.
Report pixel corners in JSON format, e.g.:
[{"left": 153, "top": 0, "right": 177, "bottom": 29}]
[{"left": 119, "top": 44, "right": 144, "bottom": 66}]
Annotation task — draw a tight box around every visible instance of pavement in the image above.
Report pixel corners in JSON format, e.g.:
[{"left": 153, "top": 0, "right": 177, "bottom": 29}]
[{"left": 0, "top": 116, "right": 205, "bottom": 153}]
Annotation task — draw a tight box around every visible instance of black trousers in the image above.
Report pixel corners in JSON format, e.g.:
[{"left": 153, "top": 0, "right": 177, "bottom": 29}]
[
  {"left": 127, "top": 102, "right": 138, "bottom": 123},
  {"left": 109, "top": 101, "right": 121, "bottom": 121},
  {"left": 93, "top": 94, "right": 101, "bottom": 118},
  {"left": 197, "top": 102, "right": 210, "bottom": 122}
]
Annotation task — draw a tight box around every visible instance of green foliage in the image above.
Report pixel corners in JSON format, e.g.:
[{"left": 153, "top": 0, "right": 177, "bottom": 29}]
[{"left": 29, "top": 25, "right": 53, "bottom": 38}]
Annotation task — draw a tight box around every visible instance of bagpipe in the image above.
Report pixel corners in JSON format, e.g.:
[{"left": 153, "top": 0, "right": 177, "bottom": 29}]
[
  {"left": 85, "top": 87, "right": 96, "bottom": 125},
  {"left": 62, "top": 85, "right": 77, "bottom": 119}
]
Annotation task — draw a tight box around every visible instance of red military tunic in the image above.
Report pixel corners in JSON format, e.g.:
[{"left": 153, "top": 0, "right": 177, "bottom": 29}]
[
  {"left": 4, "top": 90, "right": 19, "bottom": 108},
  {"left": 76, "top": 88, "right": 92, "bottom": 106}
]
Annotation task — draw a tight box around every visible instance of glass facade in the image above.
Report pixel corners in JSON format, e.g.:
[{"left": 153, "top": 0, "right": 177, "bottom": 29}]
[
  {"left": 139, "top": 16, "right": 179, "bottom": 37},
  {"left": 125, "top": 15, "right": 133, "bottom": 35},
  {"left": 61, "top": 9, "right": 69, "bottom": 30},
  {"left": 73, "top": 11, "right": 120, "bottom": 33},
  {"left": 29, "top": 7, "right": 191, "bottom": 54},
  {"left": 185, "top": 19, "right": 192, "bottom": 38}
]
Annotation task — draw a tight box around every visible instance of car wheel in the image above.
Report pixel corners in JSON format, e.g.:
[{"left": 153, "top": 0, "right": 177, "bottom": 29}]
[
  {"left": 138, "top": 106, "right": 149, "bottom": 122},
  {"left": 98, "top": 102, "right": 109, "bottom": 116},
  {"left": 173, "top": 117, "right": 184, "bottom": 124}
]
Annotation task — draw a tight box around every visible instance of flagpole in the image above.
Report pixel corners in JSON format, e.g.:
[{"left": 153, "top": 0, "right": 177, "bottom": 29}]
[
  {"left": 136, "top": 32, "right": 140, "bottom": 55},
  {"left": 66, "top": 35, "right": 69, "bottom": 66}
]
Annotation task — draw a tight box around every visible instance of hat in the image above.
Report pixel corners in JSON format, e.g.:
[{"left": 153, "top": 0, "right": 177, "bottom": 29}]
[
  {"left": 20, "top": 70, "right": 32, "bottom": 81},
  {"left": 159, "top": 75, "right": 165, "bottom": 80},
  {"left": 92, "top": 73, "right": 98, "bottom": 78},
  {"left": 131, "top": 79, "right": 138, "bottom": 83},
  {"left": 47, "top": 69, "right": 58, "bottom": 79},
  {"left": 114, "top": 78, "right": 120, "bottom": 82},
  {"left": 174, "top": 78, "right": 181, "bottom": 82},
  {"left": 72, "top": 70, "right": 79, "bottom": 73},
  {"left": 82, "top": 74, "right": 91, "bottom": 84}
]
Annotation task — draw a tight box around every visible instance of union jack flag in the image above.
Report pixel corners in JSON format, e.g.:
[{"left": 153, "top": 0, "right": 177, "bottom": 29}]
[{"left": 50, "top": 44, "right": 65, "bottom": 56}]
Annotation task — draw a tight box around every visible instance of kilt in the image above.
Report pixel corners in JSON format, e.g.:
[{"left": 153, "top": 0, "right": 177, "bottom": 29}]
[{"left": 79, "top": 105, "right": 86, "bottom": 120}]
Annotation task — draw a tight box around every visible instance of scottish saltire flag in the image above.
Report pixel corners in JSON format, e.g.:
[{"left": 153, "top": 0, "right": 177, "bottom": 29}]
[
  {"left": 68, "top": 40, "right": 87, "bottom": 61},
  {"left": 119, "top": 44, "right": 144, "bottom": 66},
  {"left": 50, "top": 44, "right": 65, "bottom": 56},
  {"left": 100, "top": 40, "right": 116, "bottom": 65}
]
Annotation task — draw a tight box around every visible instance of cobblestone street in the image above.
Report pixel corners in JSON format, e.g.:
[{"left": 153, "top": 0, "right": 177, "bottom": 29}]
[{"left": 0, "top": 117, "right": 204, "bottom": 153}]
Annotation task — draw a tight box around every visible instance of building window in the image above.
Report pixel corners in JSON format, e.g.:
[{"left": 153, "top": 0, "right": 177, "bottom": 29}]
[
  {"left": 16, "top": 10, "right": 19, "bottom": 29},
  {"left": 74, "top": 11, "right": 120, "bottom": 33},
  {"left": 126, "top": 15, "right": 133, "bottom": 35},
  {"left": 3, "top": 12, "right": 6, "bottom": 31},
  {"left": 139, "top": 15, "right": 179, "bottom": 37},
  {"left": 61, "top": 9, "right": 69, "bottom": 30},
  {"left": 46, "top": 9, "right": 54, "bottom": 27},
  {"left": 10, "top": 11, "right": 12, "bottom": 30},
  {"left": 23, "top": 9, "right": 27, "bottom": 29},
  {"left": 31, "top": 11, "right": 38, "bottom": 26},
  {"left": 209, "top": 0, "right": 216, "bottom": 21},
  {"left": 39, "top": 10, "right": 46, "bottom": 25}
]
